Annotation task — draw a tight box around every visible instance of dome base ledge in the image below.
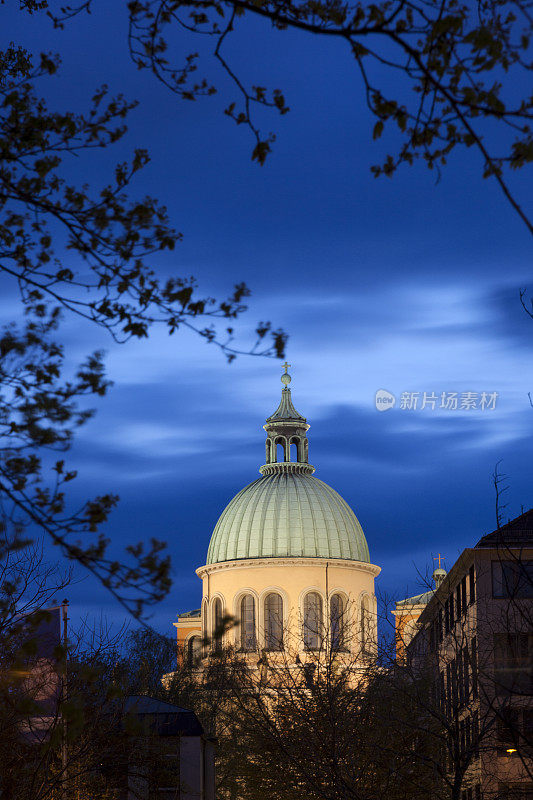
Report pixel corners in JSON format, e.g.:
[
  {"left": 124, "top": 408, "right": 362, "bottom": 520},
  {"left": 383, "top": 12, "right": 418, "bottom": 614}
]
[{"left": 197, "top": 556, "right": 381, "bottom": 579}]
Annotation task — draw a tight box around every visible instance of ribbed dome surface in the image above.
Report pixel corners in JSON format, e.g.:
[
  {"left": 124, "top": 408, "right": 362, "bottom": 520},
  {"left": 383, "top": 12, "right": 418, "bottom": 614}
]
[{"left": 206, "top": 473, "right": 369, "bottom": 565}]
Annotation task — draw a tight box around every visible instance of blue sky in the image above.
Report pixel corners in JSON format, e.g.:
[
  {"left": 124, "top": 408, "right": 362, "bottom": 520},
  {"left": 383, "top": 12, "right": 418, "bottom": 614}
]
[{"left": 1, "top": 2, "right": 532, "bottom": 634}]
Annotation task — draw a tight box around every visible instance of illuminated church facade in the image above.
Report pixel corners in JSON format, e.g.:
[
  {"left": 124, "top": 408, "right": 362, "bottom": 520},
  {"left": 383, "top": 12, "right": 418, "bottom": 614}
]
[{"left": 174, "top": 365, "right": 381, "bottom": 664}]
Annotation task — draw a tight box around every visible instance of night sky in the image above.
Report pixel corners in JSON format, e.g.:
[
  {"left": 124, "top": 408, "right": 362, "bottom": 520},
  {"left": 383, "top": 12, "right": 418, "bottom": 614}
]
[{"left": 2, "top": 3, "right": 532, "bottom": 634}]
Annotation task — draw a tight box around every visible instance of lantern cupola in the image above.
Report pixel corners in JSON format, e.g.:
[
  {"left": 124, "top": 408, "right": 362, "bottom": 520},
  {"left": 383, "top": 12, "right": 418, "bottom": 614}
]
[{"left": 260, "top": 364, "right": 315, "bottom": 476}]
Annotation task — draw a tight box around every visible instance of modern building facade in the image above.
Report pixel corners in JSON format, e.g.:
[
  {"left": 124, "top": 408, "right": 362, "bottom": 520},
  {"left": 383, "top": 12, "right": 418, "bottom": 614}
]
[{"left": 395, "top": 510, "right": 533, "bottom": 800}]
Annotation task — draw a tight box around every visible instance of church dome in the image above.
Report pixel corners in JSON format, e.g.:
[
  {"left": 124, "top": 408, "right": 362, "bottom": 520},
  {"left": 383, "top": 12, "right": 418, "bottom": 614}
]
[
  {"left": 206, "top": 472, "right": 369, "bottom": 564},
  {"left": 206, "top": 364, "right": 370, "bottom": 566}
]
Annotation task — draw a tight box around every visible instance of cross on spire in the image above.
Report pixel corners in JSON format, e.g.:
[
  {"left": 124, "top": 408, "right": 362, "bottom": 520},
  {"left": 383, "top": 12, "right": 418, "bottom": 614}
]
[
  {"left": 433, "top": 553, "right": 445, "bottom": 568},
  {"left": 280, "top": 362, "right": 292, "bottom": 388}
]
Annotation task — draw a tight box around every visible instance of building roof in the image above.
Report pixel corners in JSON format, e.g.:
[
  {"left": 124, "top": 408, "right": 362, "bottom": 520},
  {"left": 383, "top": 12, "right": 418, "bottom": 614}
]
[
  {"left": 266, "top": 387, "right": 307, "bottom": 424},
  {"left": 475, "top": 508, "right": 533, "bottom": 548},
  {"left": 395, "top": 565, "right": 446, "bottom": 610},
  {"left": 395, "top": 589, "right": 435, "bottom": 608},
  {"left": 178, "top": 608, "right": 201, "bottom": 618},
  {"left": 124, "top": 696, "right": 204, "bottom": 736},
  {"left": 205, "top": 369, "right": 370, "bottom": 566},
  {"left": 206, "top": 472, "right": 370, "bottom": 564}
]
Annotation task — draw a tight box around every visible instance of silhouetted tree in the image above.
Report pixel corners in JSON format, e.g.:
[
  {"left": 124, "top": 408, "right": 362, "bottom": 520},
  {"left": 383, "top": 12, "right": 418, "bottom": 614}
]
[
  {"left": 49, "top": 0, "right": 533, "bottom": 234},
  {"left": 0, "top": 33, "right": 286, "bottom": 617}
]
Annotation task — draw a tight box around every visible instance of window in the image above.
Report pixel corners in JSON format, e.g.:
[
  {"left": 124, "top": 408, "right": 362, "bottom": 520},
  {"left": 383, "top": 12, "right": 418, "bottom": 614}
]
[
  {"left": 458, "top": 648, "right": 464, "bottom": 707},
  {"left": 498, "top": 784, "right": 533, "bottom": 800},
  {"left": 492, "top": 561, "right": 533, "bottom": 599},
  {"left": 494, "top": 633, "right": 533, "bottom": 696},
  {"left": 361, "top": 595, "right": 371, "bottom": 652},
  {"left": 463, "top": 643, "right": 470, "bottom": 703},
  {"left": 446, "top": 663, "right": 452, "bottom": 717},
  {"left": 444, "top": 599, "right": 449, "bottom": 634},
  {"left": 439, "top": 671, "right": 446, "bottom": 713},
  {"left": 303, "top": 592, "right": 323, "bottom": 650},
  {"left": 525, "top": 709, "right": 533, "bottom": 742},
  {"left": 202, "top": 599, "right": 208, "bottom": 642},
  {"left": 471, "top": 637, "right": 478, "bottom": 699},
  {"left": 461, "top": 575, "right": 467, "bottom": 616},
  {"left": 469, "top": 565, "right": 475, "bottom": 604},
  {"left": 264, "top": 593, "right": 283, "bottom": 651},
  {"left": 212, "top": 598, "right": 223, "bottom": 651},
  {"left": 451, "top": 657, "right": 458, "bottom": 710},
  {"left": 330, "top": 594, "right": 345, "bottom": 651},
  {"left": 155, "top": 749, "right": 180, "bottom": 798},
  {"left": 240, "top": 594, "right": 256, "bottom": 651},
  {"left": 187, "top": 635, "right": 202, "bottom": 667},
  {"left": 497, "top": 708, "right": 521, "bottom": 755},
  {"left": 275, "top": 437, "right": 286, "bottom": 462},
  {"left": 289, "top": 437, "right": 299, "bottom": 462}
]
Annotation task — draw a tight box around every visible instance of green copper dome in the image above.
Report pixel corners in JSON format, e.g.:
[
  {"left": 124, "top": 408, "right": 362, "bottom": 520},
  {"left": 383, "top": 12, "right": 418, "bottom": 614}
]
[
  {"left": 206, "top": 472, "right": 370, "bottom": 564},
  {"left": 206, "top": 365, "right": 370, "bottom": 566}
]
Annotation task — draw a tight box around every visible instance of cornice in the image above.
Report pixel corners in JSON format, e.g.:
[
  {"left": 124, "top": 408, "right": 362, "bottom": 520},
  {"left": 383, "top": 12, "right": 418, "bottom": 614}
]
[
  {"left": 390, "top": 604, "right": 427, "bottom": 617},
  {"left": 196, "top": 557, "right": 381, "bottom": 579},
  {"left": 259, "top": 462, "right": 315, "bottom": 476}
]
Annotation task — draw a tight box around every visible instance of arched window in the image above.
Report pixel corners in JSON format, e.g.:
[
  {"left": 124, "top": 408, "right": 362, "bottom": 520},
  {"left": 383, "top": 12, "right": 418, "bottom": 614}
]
[
  {"left": 240, "top": 594, "right": 256, "bottom": 651},
  {"left": 303, "top": 592, "right": 323, "bottom": 650},
  {"left": 275, "top": 438, "right": 286, "bottom": 462},
  {"left": 361, "top": 595, "right": 370, "bottom": 652},
  {"left": 330, "top": 594, "right": 344, "bottom": 651},
  {"left": 202, "top": 600, "right": 208, "bottom": 642},
  {"left": 212, "top": 598, "right": 223, "bottom": 651},
  {"left": 289, "top": 438, "right": 299, "bottom": 462},
  {"left": 264, "top": 593, "right": 283, "bottom": 651},
  {"left": 187, "top": 635, "right": 202, "bottom": 667}
]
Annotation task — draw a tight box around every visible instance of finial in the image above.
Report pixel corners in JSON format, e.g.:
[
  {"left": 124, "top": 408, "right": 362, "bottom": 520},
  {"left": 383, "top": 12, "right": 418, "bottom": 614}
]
[
  {"left": 432, "top": 554, "right": 447, "bottom": 588},
  {"left": 281, "top": 362, "right": 291, "bottom": 387}
]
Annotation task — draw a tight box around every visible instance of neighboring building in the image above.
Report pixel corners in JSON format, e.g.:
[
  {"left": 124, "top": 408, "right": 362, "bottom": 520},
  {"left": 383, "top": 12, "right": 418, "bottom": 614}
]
[
  {"left": 122, "top": 696, "right": 215, "bottom": 800},
  {"left": 392, "top": 561, "right": 446, "bottom": 662},
  {"left": 175, "top": 609, "right": 202, "bottom": 666},
  {"left": 172, "top": 365, "right": 381, "bottom": 667},
  {"left": 398, "top": 510, "right": 533, "bottom": 800}
]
